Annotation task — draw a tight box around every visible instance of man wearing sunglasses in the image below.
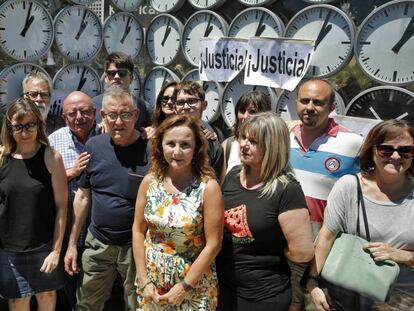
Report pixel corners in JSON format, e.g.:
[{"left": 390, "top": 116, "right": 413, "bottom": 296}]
[
  {"left": 92, "top": 52, "right": 149, "bottom": 129},
  {"left": 22, "top": 72, "right": 65, "bottom": 135},
  {"left": 65, "top": 87, "right": 150, "bottom": 310},
  {"left": 48, "top": 91, "right": 98, "bottom": 310}
]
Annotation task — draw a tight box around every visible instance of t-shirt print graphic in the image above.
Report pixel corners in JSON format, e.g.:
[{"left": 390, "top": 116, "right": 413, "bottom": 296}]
[{"left": 224, "top": 204, "right": 254, "bottom": 244}]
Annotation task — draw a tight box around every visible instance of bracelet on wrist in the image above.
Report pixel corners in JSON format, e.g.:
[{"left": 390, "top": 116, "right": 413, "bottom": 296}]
[
  {"left": 137, "top": 280, "right": 152, "bottom": 293},
  {"left": 181, "top": 279, "right": 193, "bottom": 292}
]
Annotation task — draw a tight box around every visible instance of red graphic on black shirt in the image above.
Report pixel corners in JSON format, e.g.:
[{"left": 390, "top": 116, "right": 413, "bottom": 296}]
[{"left": 224, "top": 205, "right": 253, "bottom": 243}]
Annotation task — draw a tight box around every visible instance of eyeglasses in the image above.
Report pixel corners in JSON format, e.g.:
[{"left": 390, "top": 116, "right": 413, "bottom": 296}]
[
  {"left": 24, "top": 91, "right": 51, "bottom": 100},
  {"left": 63, "top": 108, "right": 95, "bottom": 118},
  {"left": 10, "top": 122, "right": 38, "bottom": 134},
  {"left": 106, "top": 69, "right": 131, "bottom": 78},
  {"left": 175, "top": 98, "right": 200, "bottom": 108},
  {"left": 104, "top": 110, "right": 136, "bottom": 121},
  {"left": 375, "top": 145, "right": 414, "bottom": 159},
  {"left": 161, "top": 96, "right": 174, "bottom": 104}
]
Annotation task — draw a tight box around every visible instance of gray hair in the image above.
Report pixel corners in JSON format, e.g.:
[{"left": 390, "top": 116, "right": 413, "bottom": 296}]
[
  {"left": 102, "top": 86, "right": 136, "bottom": 111},
  {"left": 22, "top": 72, "right": 52, "bottom": 93}
]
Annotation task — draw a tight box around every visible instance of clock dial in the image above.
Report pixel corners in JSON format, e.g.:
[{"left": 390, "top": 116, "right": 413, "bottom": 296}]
[
  {"left": 103, "top": 12, "right": 143, "bottom": 59},
  {"left": 182, "top": 69, "right": 223, "bottom": 123},
  {"left": 354, "top": 0, "right": 414, "bottom": 85},
  {"left": 237, "top": 0, "right": 277, "bottom": 6},
  {"left": 143, "top": 66, "right": 180, "bottom": 113},
  {"left": 101, "top": 68, "right": 142, "bottom": 98},
  {"left": 345, "top": 86, "right": 414, "bottom": 123},
  {"left": 150, "top": 0, "right": 186, "bottom": 13},
  {"left": 276, "top": 89, "right": 346, "bottom": 121},
  {"left": 146, "top": 14, "right": 183, "bottom": 66},
  {"left": 54, "top": 5, "right": 103, "bottom": 62},
  {"left": 228, "top": 7, "right": 284, "bottom": 38},
  {"left": 188, "top": 0, "right": 227, "bottom": 10},
  {"left": 182, "top": 10, "right": 228, "bottom": 67},
  {"left": 53, "top": 64, "right": 102, "bottom": 98},
  {"left": 0, "top": 0, "right": 54, "bottom": 61},
  {"left": 221, "top": 71, "right": 277, "bottom": 127},
  {"left": 67, "top": 0, "right": 98, "bottom": 4},
  {"left": 303, "top": 0, "right": 337, "bottom": 3},
  {"left": 284, "top": 4, "right": 355, "bottom": 78},
  {"left": 111, "top": 0, "right": 144, "bottom": 12},
  {"left": 0, "top": 62, "right": 50, "bottom": 110}
]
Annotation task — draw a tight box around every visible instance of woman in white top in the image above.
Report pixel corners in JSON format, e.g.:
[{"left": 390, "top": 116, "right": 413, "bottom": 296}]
[{"left": 307, "top": 119, "right": 414, "bottom": 311}]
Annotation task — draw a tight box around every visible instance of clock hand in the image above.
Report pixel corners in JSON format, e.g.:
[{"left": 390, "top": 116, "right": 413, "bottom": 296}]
[
  {"left": 254, "top": 12, "right": 266, "bottom": 37},
  {"left": 392, "top": 16, "right": 414, "bottom": 54},
  {"left": 369, "top": 107, "right": 381, "bottom": 120},
  {"left": 396, "top": 112, "right": 409, "bottom": 120},
  {"left": 75, "top": 10, "right": 88, "bottom": 40},
  {"left": 161, "top": 19, "right": 172, "bottom": 47},
  {"left": 204, "top": 15, "right": 214, "bottom": 37},
  {"left": 314, "top": 10, "right": 332, "bottom": 50},
  {"left": 77, "top": 67, "right": 87, "bottom": 91},
  {"left": 20, "top": 2, "right": 34, "bottom": 37},
  {"left": 120, "top": 17, "right": 132, "bottom": 44}
]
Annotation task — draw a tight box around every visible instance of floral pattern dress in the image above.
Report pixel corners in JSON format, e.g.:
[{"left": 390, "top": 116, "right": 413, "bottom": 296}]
[{"left": 137, "top": 178, "right": 218, "bottom": 311}]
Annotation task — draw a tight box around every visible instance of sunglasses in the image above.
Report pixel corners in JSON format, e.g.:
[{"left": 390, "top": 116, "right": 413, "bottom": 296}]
[
  {"left": 106, "top": 69, "right": 131, "bottom": 78},
  {"left": 175, "top": 98, "right": 200, "bottom": 108},
  {"left": 161, "top": 96, "right": 174, "bottom": 104},
  {"left": 104, "top": 110, "right": 136, "bottom": 121},
  {"left": 24, "top": 91, "right": 50, "bottom": 99},
  {"left": 375, "top": 145, "right": 414, "bottom": 159},
  {"left": 10, "top": 122, "right": 38, "bottom": 134}
]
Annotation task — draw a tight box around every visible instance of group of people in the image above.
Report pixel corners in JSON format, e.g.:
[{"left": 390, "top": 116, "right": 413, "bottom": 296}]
[{"left": 0, "top": 50, "right": 413, "bottom": 311}]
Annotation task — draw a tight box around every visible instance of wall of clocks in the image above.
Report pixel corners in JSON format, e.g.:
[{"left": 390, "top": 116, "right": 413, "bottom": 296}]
[{"left": 0, "top": 0, "right": 413, "bottom": 130}]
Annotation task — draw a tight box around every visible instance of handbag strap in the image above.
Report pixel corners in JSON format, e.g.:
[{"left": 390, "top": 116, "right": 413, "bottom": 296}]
[{"left": 355, "top": 174, "right": 371, "bottom": 241}]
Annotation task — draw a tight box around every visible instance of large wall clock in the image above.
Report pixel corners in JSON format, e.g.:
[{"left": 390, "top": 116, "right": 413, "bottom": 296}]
[
  {"left": 0, "top": 0, "right": 54, "bottom": 61},
  {"left": 67, "top": 0, "right": 98, "bottom": 4},
  {"left": 53, "top": 64, "right": 102, "bottom": 98},
  {"left": 354, "top": 0, "right": 414, "bottom": 86},
  {"left": 221, "top": 71, "right": 277, "bottom": 128},
  {"left": 54, "top": 5, "right": 103, "bottom": 62},
  {"left": 0, "top": 62, "right": 50, "bottom": 110},
  {"left": 237, "top": 0, "right": 277, "bottom": 7},
  {"left": 345, "top": 86, "right": 414, "bottom": 123},
  {"left": 146, "top": 14, "right": 183, "bottom": 66},
  {"left": 143, "top": 66, "right": 180, "bottom": 113},
  {"left": 228, "top": 7, "right": 284, "bottom": 39},
  {"left": 182, "top": 69, "right": 223, "bottom": 123},
  {"left": 182, "top": 10, "right": 228, "bottom": 67},
  {"left": 103, "top": 12, "right": 143, "bottom": 59},
  {"left": 188, "top": 0, "right": 227, "bottom": 10},
  {"left": 284, "top": 4, "right": 355, "bottom": 78},
  {"left": 111, "top": 0, "right": 144, "bottom": 12},
  {"left": 276, "top": 88, "right": 346, "bottom": 121},
  {"left": 149, "top": 0, "right": 186, "bottom": 13}
]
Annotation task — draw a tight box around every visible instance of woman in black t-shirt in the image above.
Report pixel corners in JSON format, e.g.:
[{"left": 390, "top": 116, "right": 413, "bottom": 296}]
[{"left": 216, "top": 112, "right": 314, "bottom": 311}]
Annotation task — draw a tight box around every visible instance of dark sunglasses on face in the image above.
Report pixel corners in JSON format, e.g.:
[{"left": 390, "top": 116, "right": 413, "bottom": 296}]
[
  {"left": 161, "top": 96, "right": 174, "bottom": 104},
  {"left": 375, "top": 145, "right": 414, "bottom": 158},
  {"left": 10, "top": 122, "right": 38, "bottom": 133},
  {"left": 106, "top": 69, "right": 131, "bottom": 78},
  {"left": 63, "top": 108, "right": 95, "bottom": 118},
  {"left": 24, "top": 91, "right": 51, "bottom": 99},
  {"left": 175, "top": 97, "right": 200, "bottom": 108}
]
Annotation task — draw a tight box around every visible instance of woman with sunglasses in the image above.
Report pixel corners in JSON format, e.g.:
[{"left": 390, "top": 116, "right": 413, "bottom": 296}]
[
  {"left": 308, "top": 119, "right": 414, "bottom": 310},
  {"left": 0, "top": 98, "right": 67, "bottom": 310}
]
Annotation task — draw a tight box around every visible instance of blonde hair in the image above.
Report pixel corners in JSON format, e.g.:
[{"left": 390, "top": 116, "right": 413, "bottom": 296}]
[{"left": 239, "top": 111, "right": 296, "bottom": 197}]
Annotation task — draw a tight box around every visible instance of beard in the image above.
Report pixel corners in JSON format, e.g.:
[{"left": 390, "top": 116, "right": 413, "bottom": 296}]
[{"left": 36, "top": 102, "right": 51, "bottom": 121}]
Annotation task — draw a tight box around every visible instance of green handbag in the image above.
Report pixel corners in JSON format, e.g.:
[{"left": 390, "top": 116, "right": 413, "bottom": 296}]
[{"left": 320, "top": 175, "right": 400, "bottom": 302}]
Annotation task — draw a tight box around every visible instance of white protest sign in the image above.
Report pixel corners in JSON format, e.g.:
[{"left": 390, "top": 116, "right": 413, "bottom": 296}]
[
  {"left": 244, "top": 38, "right": 314, "bottom": 91},
  {"left": 199, "top": 37, "right": 248, "bottom": 82}
]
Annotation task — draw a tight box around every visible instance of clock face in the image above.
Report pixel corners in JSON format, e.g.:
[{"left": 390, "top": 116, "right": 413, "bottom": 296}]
[
  {"left": 111, "top": 0, "right": 144, "bottom": 12},
  {"left": 54, "top": 5, "right": 103, "bottom": 62},
  {"left": 101, "top": 68, "right": 142, "bottom": 98},
  {"left": 143, "top": 66, "right": 180, "bottom": 113},
  {"left": 182, "top": 69, "right": 222, "bottom": 123},
  {"left": 53, "top": 64, "right": 102, "bottom": 98},
  {"left": 103, "top": 12, "right": 143, "bottom": 59},
  {"left": 354, "top": 0, "right": 414, "bottom": 86},
  {"left": 284, "top": 4, "right": 355, "bottom": 78},
  {"left": 221, "top": 72, "right": 277, "bottom": 127},
  {"left": 150, "top": 0, "right": 186, "bottom": 13},
  {"left": 303, "top": 0, "right": 337, "bottom": 3},
  {"left": 67, "top": 0, "right": 98, "bottom": 4},
  {"left": 0, "top": 62, "right": 50, "bottom": 110},
  {"left": 237, "top": 0, "right": 277, "bottom": 6},
  {"left": 146, "top": 14, "right": 183, "bottom": 66},
  {"left": 182, "top": 10, "right": 228, "bottom": 67},
  {"left": 228, "top": 7, "right": 284, "bottom": 38},
  {"left": 276, "top": 89, "right": 346, "bottom": 121},
  {"left": 345, "top": 86, "right": 414, "bottom": 123},
  {"left": 0, "top": 0, "right": 54, "bottom": 61},
  {"left": 188, "top": 0, "right": 227, "bottom": 10}
]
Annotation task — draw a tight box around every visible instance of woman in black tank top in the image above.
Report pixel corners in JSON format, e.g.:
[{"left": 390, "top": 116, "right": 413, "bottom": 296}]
[{"left": 0, "top": 98, "right": 67, "bottom": 310}]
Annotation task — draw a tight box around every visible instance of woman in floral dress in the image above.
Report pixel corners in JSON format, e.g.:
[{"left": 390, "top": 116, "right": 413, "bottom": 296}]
[{"left": 133, "top": 114, "right": 224, "bottom": 310}]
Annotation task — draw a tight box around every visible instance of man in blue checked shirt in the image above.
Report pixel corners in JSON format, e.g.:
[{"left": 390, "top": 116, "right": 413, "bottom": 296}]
[{"left": 49, "top": 91, "right": 98, "bottom": 310}]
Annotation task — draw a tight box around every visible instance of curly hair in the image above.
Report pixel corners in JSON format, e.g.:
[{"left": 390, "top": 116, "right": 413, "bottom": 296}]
[
  {"left": 151, "top": 81, "right": 177, "bottom": 127},
  {"left": 150, "top": 114, "right": 215, "bottom": 182}
]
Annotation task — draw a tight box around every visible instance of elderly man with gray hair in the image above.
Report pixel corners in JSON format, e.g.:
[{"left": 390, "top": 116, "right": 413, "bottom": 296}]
[{"left": 64, "top": 86, "right": 150, "bottom": 310}]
